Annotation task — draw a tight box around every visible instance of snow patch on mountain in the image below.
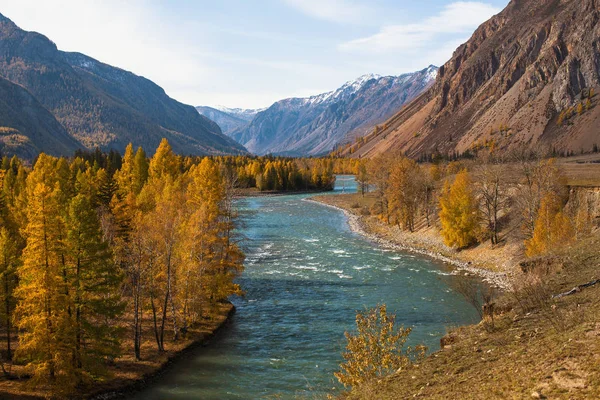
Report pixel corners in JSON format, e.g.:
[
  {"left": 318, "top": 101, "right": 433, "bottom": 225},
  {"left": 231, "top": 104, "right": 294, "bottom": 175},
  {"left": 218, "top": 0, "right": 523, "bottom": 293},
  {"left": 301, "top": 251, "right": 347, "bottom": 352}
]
[{"left": 214, "top": 106, "right": 267, "bottom": 118}]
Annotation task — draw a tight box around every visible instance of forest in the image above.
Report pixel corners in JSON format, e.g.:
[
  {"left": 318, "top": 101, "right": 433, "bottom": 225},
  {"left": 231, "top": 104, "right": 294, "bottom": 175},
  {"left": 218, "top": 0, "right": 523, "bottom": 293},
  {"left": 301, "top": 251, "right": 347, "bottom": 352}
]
[{"left": 0, "top": 140, "right": 345, "bottom": 395}]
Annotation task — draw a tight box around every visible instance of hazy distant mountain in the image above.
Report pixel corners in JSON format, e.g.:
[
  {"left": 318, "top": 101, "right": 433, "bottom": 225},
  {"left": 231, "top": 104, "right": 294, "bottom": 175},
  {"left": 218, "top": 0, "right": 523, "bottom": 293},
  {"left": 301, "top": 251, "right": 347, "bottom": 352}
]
[
  {"left": 0, "top": 76, "right": 81, "bottom": 159},
  {"left": 0, "top": 13, "right": 247, "bottom": 157},
  {"left": 230, "top": 66, "right": 437, "bottom": 156},
  {"left": 196, "top": 106, "right": 265, "bottom": 136},
  {"left": 346, "top": 0, "right": 600, "bottom": 158}
]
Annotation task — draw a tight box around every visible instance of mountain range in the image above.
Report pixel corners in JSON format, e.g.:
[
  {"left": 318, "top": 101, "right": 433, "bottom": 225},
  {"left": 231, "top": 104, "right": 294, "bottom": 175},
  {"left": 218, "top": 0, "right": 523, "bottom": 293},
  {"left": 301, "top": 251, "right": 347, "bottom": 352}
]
[
  {"left": 0, "top": 13, "right": 246, "bottom": 159},
  {"left": 345, "top": 0, "right": 600, "bottom": 158},
  {"left": 202, "top": 66, "right": 437, "bottom": 156},
  {"left": 195, "top": 106, "right": 264, "bottom": 136}
]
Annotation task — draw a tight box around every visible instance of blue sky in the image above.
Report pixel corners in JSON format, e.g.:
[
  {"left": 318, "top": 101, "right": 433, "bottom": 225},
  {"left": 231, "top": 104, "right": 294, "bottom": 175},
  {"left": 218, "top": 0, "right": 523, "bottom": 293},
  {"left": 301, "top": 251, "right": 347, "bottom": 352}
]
[{"left": 1, "top": 0, "right": 508, "bottom": 109}]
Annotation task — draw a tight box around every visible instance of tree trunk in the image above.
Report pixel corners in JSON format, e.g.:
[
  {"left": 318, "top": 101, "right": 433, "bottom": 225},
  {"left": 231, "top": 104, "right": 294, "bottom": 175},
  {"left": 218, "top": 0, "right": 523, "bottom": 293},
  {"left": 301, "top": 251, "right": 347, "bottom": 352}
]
[
  {"left": 150, "top": 292, "right": 163, "bottom": 352},
  {"left": 4, "top": 275, "right": 10, "bottom": 361},
  {"left": 133, "top": 274, "right": 141, "bottom": 360}
]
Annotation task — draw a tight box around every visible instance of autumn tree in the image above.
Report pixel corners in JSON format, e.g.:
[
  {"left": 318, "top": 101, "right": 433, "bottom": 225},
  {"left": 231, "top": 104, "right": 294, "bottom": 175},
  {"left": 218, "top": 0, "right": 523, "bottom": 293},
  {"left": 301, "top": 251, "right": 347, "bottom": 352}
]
[
  {"left": 368, "top": 154, "right": 393, "bottom": 222},
  {"left": 0, "top": 228, "right": 17, "bottom": 361},
  {"left": 525, "top": 192, "right": 574, "bottom": 257},
  {"left": 474, "top": 156, "right": 509, "bottom": 245},
  {"left": 439, "top": 170, "right": 479, "bottom": 248},
  {"left": 335, "top": 304, "right": 425, "bottom": 388},
  {"left": 356, "top": 162, "right": 369, "bottom": 196},
  {"left": 14, "top": 155, "right": 76, "bottom": 389},
  {"left": 513, "top": 156, "right": 565, "bottom": 240},
  {"left": 386, "top": 157, "right": 422, "bottom": 232}
]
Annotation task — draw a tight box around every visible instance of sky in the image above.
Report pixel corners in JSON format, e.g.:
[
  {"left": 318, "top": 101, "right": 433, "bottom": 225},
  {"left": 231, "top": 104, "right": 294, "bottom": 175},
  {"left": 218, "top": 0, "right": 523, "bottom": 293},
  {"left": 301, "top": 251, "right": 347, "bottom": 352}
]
[{"left": 0, "top": 0, "right": 509, "bottom": 109}]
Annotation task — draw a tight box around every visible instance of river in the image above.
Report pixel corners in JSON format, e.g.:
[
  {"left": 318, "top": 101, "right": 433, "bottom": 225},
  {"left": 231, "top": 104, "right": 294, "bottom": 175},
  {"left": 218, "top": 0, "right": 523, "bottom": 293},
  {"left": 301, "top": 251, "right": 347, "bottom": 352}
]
[{"left": 131, "top": 176, "right": 480, "bottom": 399}]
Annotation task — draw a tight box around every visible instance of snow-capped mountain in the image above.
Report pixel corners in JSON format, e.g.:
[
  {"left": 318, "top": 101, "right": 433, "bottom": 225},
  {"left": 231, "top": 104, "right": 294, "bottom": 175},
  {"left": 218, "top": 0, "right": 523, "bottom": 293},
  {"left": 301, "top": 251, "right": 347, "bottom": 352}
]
[
  {"left": 230, "top": 65, "right": 438, "bottom": 156},
  {"left": 214, "top": 106, "right": 267, "bottom": 119},
  {"left": 196, "top": 106, "right": 265, "bottom": 136}
]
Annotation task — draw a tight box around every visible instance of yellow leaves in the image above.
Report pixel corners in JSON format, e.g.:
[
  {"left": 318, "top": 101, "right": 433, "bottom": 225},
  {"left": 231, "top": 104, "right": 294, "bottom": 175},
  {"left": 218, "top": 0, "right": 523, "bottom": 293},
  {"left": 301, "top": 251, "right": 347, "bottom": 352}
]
[
  {"left": 149, "top": 138, "right": 179, "bottom": 181},
  {"left": 525, "top": 192, "right": 574, "bottom": 257},
  {"left": 335, "top": 304, "right": 425, "bottom": 388},
  {"left": 386, "top": 157, "right": 422, "bottom": 232},
  {"left": 15, "top": 158, "right": 75, "bottom": 389},
  {"left": 188, "top": 158, "right": 225, "bottom": 210},
  {"left": 439, "top": 170, "right": 479, "bottom": 249}
]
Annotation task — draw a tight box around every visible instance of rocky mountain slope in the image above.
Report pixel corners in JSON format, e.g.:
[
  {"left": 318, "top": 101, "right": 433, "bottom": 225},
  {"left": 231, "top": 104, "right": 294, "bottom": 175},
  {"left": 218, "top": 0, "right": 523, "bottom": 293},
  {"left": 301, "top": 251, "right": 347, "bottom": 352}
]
[
  {"left": 195, "top": 106, "right": 263, "bottom": 136},
  {"left": 0, "top": 76, "right": 81, "bottom": 159},
  {"left": 345, "top": 0, "right": 600, "bottom": 159},
  {"left": 0, "top": 13, "right": 246, "bottom": 157},
  {"left": 232, "top": 66, "right": 437, "bottom": 156}
]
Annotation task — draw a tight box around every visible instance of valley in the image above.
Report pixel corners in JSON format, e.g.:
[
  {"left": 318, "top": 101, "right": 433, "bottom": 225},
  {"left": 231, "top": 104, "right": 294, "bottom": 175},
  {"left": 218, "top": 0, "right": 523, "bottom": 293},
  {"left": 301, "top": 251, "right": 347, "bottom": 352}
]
[{"left": 1, "top": 0, "right": 600, "bottom": 399}]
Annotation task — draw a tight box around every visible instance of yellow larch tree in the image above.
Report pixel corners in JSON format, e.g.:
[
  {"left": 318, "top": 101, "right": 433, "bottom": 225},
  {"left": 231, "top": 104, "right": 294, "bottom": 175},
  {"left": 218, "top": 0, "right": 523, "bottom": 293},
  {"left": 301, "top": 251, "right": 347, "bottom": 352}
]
[
  {"left": 15, "top": 154, "right": 77, "bottom": 391},
  {"left": 439, "top": 170, "right": 480, "bottom": 249},
  {"left": 525, "top": 192, "right": 574, "bottom": 257},
  {"left": 386, "top": 157, "right": 423, "bottom": 232}
]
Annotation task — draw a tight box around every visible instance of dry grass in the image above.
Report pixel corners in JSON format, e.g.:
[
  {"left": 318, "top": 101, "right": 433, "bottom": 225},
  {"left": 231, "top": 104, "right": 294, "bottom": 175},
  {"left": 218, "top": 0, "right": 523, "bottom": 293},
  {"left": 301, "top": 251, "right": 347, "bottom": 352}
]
[
  {"left": 341, "top": 231, "right": 600, "bottom": 399},
  {"left": 0, "top": 302, "right": 234, "bottom": 399},
  {"left": 559, "top": 161, "right": 600, "bottom": 187}
]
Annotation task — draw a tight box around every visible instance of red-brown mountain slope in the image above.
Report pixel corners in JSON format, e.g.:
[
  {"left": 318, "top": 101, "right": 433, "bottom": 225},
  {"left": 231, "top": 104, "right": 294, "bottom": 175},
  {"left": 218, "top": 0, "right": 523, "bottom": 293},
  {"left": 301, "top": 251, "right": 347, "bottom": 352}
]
[{"left": 346, "top": 0, "right": 600, "bottom": 158}]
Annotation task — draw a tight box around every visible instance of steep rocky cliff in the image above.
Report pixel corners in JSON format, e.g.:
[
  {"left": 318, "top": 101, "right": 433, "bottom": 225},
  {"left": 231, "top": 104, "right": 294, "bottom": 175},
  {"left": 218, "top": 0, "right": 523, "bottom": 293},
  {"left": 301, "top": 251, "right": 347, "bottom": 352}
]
[{"left": 348, "top": 0, "right": 600, "bottom": 158}]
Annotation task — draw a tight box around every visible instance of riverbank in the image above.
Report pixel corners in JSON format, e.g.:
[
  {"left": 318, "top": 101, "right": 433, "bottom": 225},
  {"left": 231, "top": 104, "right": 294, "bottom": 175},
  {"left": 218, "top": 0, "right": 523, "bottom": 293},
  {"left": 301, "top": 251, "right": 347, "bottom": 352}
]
[
  {"left": 310, "top": 194, "right": 513, "bottom": 289},
  {"left": 235, "top": 187, "right": 334, "bottom": 198},
  {"left": 342, "top": 231, "right": 600, "bottom": 399},
  {"left": 0, "top": 303, "right": 235, "bottom": 400},
  {"left": 311, "top": 193, "right": 600, "bottom": 399}
]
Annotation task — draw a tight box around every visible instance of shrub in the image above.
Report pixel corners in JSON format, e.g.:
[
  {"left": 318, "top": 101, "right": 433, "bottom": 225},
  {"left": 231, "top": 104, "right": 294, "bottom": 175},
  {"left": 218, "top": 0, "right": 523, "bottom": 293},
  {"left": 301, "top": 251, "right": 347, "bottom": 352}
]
[{"left": 335, "top": 305, "right": 426, "bottom": 388}]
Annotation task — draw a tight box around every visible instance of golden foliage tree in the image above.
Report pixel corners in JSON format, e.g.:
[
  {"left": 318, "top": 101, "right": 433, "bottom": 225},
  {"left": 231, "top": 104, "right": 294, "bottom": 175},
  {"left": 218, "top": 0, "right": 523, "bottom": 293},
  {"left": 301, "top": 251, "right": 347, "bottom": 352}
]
[
  {"left": 15, "top": 155, "right": 76, "bottom": 389},
  {"left": 525, "top": 192, "right": 574, "bottom": 257},
  {"left": 335, "top": 304, "right": 425, "bottom": 388},
  {"left": 386, "top": 157, "right": 422, "bottom": 232},
  {"left": 0, "top": 228, "right": 18, "bottom": 360},
  {"left": 439, "top": 170, "right": 479, "bottom": 248}
]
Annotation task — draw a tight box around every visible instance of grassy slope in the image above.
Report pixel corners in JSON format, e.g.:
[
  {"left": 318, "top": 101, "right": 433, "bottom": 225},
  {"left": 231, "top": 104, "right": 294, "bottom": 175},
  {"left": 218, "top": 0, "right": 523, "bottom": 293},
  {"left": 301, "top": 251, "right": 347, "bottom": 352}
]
[{"left": 344, "top": 235, "right": 600, "bottom": 399}]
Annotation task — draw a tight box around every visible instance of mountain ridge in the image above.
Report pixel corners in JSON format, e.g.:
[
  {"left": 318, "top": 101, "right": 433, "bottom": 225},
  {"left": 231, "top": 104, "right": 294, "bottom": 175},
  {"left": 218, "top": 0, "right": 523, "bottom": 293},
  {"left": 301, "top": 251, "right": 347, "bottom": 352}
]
[
  {"left": 0, "top": 76, "right": 81, "bottom": 159},
  {"left": 196, "top": 105, "right": 264, "bottom": 137},
  {"left": 231, "top": 66, "right": 438, "bottom": 156},
  {"left": 0, "top": 13, "right": 247, "bottom": 158}
]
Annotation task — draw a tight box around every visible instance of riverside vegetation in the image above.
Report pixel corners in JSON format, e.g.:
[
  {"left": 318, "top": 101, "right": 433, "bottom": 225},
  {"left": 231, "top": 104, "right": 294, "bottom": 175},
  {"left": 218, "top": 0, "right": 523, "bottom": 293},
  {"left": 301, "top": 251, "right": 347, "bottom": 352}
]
[
  {"left": 319, "top": 150, "right": 600, "bottom": 398},
  {"left": 0, "top": 140, "right": 343, "bottom": 398}
]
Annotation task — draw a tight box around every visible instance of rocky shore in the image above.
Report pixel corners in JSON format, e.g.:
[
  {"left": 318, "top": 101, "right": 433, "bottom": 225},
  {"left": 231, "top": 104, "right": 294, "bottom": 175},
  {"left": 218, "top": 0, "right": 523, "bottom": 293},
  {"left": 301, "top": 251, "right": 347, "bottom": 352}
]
[{"left": 308, "top": 198, "right": 511, "bottom": 290}]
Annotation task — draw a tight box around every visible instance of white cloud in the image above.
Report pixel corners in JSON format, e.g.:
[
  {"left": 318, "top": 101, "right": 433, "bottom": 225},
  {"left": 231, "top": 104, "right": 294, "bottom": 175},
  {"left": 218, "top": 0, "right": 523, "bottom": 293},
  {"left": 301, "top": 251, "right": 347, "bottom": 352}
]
[
  {"left": 283, "top": 0, "right": 376, "bottom": 24},
  {"left": 339, "top": 2, "right": 500, "bottom": 53}
]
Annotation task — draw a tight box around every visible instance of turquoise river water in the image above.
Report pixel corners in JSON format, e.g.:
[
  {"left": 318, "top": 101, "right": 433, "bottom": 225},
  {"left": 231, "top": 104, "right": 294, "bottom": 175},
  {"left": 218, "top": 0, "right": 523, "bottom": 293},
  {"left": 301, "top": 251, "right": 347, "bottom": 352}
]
[{"left": 131, "top": 176, "right": 480, "bottom": 399}]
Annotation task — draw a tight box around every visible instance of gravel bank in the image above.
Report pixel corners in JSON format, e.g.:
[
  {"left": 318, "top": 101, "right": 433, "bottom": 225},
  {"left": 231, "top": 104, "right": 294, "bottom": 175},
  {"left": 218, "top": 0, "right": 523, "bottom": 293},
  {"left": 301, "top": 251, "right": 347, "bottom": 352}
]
[{"left": 307, "top": 198, "right": 511, "bottom": 290}]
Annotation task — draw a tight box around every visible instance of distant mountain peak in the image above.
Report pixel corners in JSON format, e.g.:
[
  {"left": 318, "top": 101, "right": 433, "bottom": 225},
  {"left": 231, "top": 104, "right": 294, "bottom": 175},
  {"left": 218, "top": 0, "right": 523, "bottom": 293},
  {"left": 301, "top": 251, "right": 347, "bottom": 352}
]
[
  {"left": 213, "top": 105, "right": 267, "bottom": 115},
  {"left": 0, "top": 13, "right": 14, "bottom": 24},
  {"left": 196, "top": 106, "right": 266, "bottom": 137},
  {"left": 231, "top": 66, "right": 438, "bottom": 156}
]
